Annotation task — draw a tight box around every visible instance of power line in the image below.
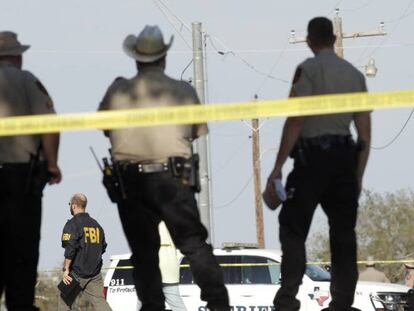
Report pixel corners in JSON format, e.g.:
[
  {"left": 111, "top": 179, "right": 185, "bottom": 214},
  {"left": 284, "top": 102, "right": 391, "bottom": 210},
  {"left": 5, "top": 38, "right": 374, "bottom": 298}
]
[
  {"left": 384, "top": 7, "right": 414, "bottom": 23},
  {"left": 357, "top": 0, "right": 414, "bottom": 63},
  {"left": 353, "top": 36, "right": 376, "bottom": 65},
  {"left": 371, "top": 108, "right": 414, "bottom": 150},
  {"left": 214, "top": 136, "right": 252, "bottom": 174},
  {"left": 255, "top": 40, "right": 290, "bottom": 95},
  {"left": 155, "top": 0, "right": 192, "bottom": 33},
  {"left": 215, "top": 174, "right": 254, "bottom": 209},
  {"left": 153, "top": 0, "right": 192, "bottom": 49},
  {"left": 180, "top": 58, "right": 193, "bottom": 81},
  {"left": 214, "top": 140, "right": 280, "bottom": 209},
  {"left": 207, "top": 35, "right": 289, "bottom": 84},
  {"left": 27, "top": 42, "right": 414, "bottom": 56},
  {"left": 341, "top": 0, "right": 375, "bottom": 12},
  {"left": 152, "top": 0, "right": 289, "bottom": 86}
]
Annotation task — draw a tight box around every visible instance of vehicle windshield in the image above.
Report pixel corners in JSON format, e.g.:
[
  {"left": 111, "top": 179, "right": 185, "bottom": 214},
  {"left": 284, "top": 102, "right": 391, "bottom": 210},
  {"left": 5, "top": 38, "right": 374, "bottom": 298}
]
[
  {"left": 180, "top": 255, "right": 281, "bottom": 285},
  {"left": 180, "top": 256, "right": 331, "bottom": 284},
  {"left": 305, "top": 265, "right": 331, "bottom": 281}
]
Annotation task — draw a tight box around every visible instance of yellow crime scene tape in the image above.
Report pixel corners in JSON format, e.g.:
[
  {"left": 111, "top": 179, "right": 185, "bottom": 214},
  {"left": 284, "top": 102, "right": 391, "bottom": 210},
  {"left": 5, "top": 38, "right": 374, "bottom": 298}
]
[
  {"left": 38, "top": 260, "right": 414, "bottom": 273},
  {"left": 1, "top": 89, "right": 414, "bottom": 136},
  {"left": 31, "top": 89, "right": 414, "bottom": 274}
]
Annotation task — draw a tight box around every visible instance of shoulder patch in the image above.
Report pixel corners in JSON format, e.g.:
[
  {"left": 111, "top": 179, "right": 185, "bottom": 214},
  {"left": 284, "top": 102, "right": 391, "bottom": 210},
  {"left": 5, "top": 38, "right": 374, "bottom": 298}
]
[
  {"left": 62, "top": 233, "right": 71, "bottom": 241},
  {"left": 36, "top": 80, "right": 54, "bottom": 109}
]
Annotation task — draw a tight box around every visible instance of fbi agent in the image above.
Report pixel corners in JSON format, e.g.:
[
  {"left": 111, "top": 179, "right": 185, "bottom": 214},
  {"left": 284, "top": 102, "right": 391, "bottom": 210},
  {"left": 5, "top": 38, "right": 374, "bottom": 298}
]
[
  {"left": 59, "top": 193, "right": 112, "bottom": 311},
  {"left": 98, "top": 26, "right": 230, "bottom": 311},
  {"left": 267, "top": 18, "right": 371, "bottom": 311},
  {"left": 0, "top": 31, "right": 61, "bottom": 311}
]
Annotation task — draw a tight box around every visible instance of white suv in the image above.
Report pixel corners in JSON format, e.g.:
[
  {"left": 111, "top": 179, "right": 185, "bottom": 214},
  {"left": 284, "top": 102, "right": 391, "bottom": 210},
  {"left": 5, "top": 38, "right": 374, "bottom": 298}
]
[{"left": 104, "top": 246, "right": 412, "bottom": 311}]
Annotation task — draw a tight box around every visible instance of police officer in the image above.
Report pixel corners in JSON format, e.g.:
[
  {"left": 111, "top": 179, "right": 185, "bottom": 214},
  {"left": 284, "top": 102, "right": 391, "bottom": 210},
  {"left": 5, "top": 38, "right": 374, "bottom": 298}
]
[
  {"left": 98, "top": 25, "right": 230, "bottom": 311},
  {"left": 267, "top": 17, "right": 371, "bottom": 311},
  {"left": 0, "top": 31, "right": 61, "bottom": 311},
  {"left": 59, "top": 193, "right": 112, "bottom": 311}
]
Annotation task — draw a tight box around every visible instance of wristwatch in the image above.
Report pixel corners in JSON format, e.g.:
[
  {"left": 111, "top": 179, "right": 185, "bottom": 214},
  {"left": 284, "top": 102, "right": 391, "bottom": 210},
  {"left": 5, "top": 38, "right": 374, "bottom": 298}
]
[{"left": 62, "top": 267, "right": 69, "bottom": 272}]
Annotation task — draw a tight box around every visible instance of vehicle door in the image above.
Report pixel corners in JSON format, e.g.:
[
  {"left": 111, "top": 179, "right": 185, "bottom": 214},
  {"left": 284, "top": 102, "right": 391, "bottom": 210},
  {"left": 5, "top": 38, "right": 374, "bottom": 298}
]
[
  {"left": 179, "top": 255, "right": 282, "bottom": 311},
  {"left": 300, "top": 265, "right": 332, "bottom": 311},
  {"left": 106, "top": 259, "right": 140, "bottom": 311},
  {"left": 223, "top": 255, "right": 281, "bottom": 310}
]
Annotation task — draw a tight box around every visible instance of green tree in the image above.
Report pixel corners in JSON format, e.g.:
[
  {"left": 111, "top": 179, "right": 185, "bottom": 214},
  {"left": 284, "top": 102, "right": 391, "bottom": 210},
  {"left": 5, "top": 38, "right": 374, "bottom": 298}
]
[{"left": 308, "top": 189, "right": 414, "bottom": 283}]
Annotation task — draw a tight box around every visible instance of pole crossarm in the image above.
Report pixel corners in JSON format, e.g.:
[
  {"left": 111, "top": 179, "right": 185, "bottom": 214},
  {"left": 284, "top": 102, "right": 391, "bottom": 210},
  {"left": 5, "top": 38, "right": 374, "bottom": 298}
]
[
  {"left": 342, "top": 30, "right": 386, "bottom": 39},
  {"left": 289, "top": 10, "right": 387, "bottom": 60},
  {"left": 289, "top": 29, "right": 386, "bottom": 44}
]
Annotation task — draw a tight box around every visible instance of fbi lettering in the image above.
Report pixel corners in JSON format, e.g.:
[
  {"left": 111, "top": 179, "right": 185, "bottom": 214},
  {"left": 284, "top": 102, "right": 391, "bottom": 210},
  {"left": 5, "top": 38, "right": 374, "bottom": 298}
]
[{"left": 84, "top": 227, "right": 100, "bottom": 244}]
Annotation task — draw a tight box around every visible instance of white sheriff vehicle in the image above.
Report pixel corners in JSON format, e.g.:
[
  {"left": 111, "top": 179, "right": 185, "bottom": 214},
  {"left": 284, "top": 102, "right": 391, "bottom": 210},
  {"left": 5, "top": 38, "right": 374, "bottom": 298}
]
[{"left": 103, "top": 244, "right": 412, "bottom": 311}]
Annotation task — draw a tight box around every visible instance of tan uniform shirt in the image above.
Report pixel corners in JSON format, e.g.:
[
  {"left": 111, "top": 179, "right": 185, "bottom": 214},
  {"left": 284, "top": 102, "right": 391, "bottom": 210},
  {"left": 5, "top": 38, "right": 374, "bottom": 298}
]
[
  {"left": 291, "top": 48, "right": 368, "bottom": 138},
  {"left": 0, "top": 62, "right": 55, "bottom": 162},
  {"left": 359, "top": 267, "right": 390, "bottom": 283},
  {"left": 158, "top": 221, "right": 180, "bottom": 284},
  {"left": 99, "top": 67, "right": 208, "bottom": 162}
]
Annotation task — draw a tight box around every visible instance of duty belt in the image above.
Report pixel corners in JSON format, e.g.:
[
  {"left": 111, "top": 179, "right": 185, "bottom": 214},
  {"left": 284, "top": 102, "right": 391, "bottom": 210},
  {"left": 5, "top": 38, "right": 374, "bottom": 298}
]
[
  {"left": 0, "top": 162, "right": 31, "bottom": 169},
  {"left": 299, "top": 135, "right": 354, "bottom": 149},
  {"left": 122, "top": 162, "right": 169, "bottom": 174}
]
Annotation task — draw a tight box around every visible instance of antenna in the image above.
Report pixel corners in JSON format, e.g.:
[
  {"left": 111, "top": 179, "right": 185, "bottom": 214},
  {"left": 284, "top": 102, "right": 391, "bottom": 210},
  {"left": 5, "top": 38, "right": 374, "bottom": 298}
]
[{"left": 89, "top": 146, "right": 103, "bottom": 171}]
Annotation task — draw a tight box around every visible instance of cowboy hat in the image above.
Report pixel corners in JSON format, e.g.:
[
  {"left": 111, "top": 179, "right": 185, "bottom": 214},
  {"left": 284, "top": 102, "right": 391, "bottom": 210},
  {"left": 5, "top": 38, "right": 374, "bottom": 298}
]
[
  {"left": 123, "top": 25, "right": 173, "bottom": 63},
  {"left": 0, "top": 31, "right": 30, "bottom": 56}
]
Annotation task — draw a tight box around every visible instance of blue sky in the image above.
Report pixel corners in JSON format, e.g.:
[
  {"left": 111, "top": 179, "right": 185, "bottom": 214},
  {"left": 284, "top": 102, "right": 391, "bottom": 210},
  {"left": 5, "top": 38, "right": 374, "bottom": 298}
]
[{"left": 2, "top": 0, "right": 414, "bottom": 269}]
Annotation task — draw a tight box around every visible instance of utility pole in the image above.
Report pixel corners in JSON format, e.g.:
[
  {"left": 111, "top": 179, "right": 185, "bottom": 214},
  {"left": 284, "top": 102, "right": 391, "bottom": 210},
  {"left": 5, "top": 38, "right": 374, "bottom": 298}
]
[
  {"left": 289, "top": 9, "right": 386, "bottom": 59},
  {"left": 252, "top": 95, "right": 265, "bottom": 248},
  {"left": 192, "top": 22, "right": 213, "bottom": 243}
]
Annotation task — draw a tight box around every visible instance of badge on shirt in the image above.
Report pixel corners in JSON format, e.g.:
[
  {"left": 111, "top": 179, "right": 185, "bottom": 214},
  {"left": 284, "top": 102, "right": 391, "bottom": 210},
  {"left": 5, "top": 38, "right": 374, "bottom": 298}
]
[{"left": 36, "top": 80, "right": 54, "bottom": 109}]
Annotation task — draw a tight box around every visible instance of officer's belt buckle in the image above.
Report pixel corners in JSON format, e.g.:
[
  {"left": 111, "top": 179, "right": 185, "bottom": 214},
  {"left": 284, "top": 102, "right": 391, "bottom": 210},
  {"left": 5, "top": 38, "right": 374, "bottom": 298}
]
[{"left": 137, "top": 163, "right": 169, "bottom": 173}]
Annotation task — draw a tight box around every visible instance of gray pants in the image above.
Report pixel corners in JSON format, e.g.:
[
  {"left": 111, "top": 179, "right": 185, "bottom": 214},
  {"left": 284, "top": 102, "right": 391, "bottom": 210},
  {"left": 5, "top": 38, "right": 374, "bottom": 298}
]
[
  {"left": 58, "top": 273, "right": 112, "bottom": 311},
  {"left": 163, "top": 284, "right": 187, "bottom": 311}
]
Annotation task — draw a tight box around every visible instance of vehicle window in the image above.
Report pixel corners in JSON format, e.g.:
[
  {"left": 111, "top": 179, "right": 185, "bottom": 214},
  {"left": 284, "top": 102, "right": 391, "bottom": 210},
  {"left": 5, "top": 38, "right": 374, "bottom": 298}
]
[
  {"left": 110, "top": 259, "right": 135, "bottom": 286},
  {"left": 179, "top": 255, "right": 281, "bottom": 285},
  {"left": 305, "top": 265, "right": 331, "bottom": 281},
  {"left": 180, "top": 257, "right": 194, "bottom": 284},
  {"left": 180, "top": 256, "right": 240, "bottom": 284},
  {"left": 240, "top": 256, "right": 280, "bottom": 285},
  {"left": 217, "top": 256, "right": 240, "bottom": 284}
]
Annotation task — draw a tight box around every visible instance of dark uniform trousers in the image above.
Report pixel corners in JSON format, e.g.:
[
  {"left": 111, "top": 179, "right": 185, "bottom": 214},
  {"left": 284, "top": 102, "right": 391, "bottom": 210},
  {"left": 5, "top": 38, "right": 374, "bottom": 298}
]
[
  {"left": 118, "top": 170, "right": 229, "bottom": 311},
  {"left": 274, "top": 145, "right": 359, "bottom": 311},
  {"left": 0, "top": 164, "right": 43, "bottom": 311}
]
